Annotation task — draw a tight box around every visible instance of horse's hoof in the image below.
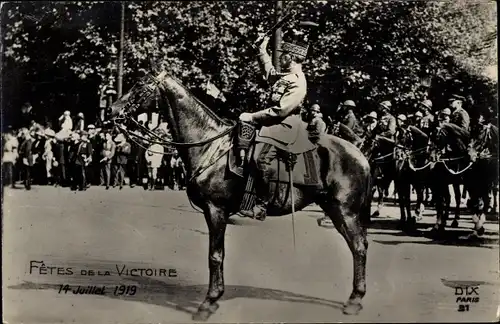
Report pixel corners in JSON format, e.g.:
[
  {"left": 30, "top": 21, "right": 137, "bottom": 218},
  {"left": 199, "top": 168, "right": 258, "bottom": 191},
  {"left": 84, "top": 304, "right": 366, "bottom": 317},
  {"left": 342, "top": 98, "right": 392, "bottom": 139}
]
[
  {"left": 193, "top": 303, "right": 219, "bottom": 321},
  {"left": 477, "top": 226, "right": 485, "bottom": 236},
  {"left": 451, "top": 220, "right": 459, "bottom": 228},
  {"left": 343, "top": 301, "right": 363, "bottom": 315},
  {"left": 371, "top": 210, "right": 380, "bottom": 218},
  {"left": 192, "top": 310, "right": 212, "bottom": 322}
]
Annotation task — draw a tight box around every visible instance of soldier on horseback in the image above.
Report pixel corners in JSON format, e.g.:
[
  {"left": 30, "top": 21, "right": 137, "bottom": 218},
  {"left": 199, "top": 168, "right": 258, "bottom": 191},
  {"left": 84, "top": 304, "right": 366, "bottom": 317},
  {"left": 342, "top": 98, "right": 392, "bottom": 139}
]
[
  {"left": 448, "top": 94, "right": 470, "bottom": 134},
  {"left": 238, "top": 33, "right": 308, "bottom": 220},
  {"left": 377, "top": 100, "right": 397, "bottom": 140},
  {"left": 418, "top": 99, "right": 434, "bottom": 136}
]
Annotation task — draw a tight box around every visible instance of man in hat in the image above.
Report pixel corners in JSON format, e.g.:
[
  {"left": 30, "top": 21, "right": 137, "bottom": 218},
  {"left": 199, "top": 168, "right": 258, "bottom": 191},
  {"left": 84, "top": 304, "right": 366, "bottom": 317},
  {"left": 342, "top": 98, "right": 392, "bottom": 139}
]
[
  {"left": 306, "top": 104, "right": 327, "bottom": 143},
  {"left": 113, "top": 133, "right": 131, "bottom": 190},
  {"left": 100, "top": 131, "right": 116, "bottom": 189},
  {"left": 238, "top": 33, "right": 308, "bottom": 220},
  {"left": 449, "top": 94, "right": 470, "bottom": 133},
  {"left": 339, "top": 100, "right": 363, "bottom": 137},
  {"left": 70, "top": 131, "right": 92, "bottom": 190},
  {"left": 377, "top": 100, "right": 397, "bottom": 139}
]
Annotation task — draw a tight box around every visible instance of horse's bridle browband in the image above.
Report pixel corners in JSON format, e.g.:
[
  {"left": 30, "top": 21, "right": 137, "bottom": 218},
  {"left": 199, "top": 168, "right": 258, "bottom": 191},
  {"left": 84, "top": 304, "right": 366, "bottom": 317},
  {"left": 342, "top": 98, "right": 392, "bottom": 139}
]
[{"left": 114, "top": 71, "right": 236, "bottom": 149}]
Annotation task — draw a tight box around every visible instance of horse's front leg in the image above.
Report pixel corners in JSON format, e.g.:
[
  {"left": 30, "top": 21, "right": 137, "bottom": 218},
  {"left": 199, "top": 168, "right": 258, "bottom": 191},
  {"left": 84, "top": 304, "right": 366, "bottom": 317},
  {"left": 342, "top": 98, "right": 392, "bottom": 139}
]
[
  {"left": 194, "top": 204, "right": 227, "bottom": 321},
  {"left": 451, "top": 182, "right": 461, "bottom": 228}
]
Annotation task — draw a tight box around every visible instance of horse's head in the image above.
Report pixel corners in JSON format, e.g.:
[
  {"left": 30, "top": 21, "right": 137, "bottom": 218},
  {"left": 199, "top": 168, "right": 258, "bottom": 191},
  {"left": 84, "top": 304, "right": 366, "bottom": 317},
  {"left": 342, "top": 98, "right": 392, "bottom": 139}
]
[{"left": 109, "top": 62, "right": 167, "bottom": 124}]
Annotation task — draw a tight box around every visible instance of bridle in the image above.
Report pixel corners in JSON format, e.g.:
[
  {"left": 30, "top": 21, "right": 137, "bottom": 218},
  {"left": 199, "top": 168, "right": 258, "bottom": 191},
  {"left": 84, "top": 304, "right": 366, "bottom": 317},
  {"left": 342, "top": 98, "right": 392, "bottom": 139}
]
[{"left": 110, "top": 71, "right": 236, "bottom": 150}]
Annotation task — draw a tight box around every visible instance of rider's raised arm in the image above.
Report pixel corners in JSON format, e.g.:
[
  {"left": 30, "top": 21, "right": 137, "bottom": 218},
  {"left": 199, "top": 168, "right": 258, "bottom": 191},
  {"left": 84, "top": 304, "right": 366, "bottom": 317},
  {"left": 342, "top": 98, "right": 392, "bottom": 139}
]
[{"left": 257, "top": 49, "right": 279, "bottom": 86}]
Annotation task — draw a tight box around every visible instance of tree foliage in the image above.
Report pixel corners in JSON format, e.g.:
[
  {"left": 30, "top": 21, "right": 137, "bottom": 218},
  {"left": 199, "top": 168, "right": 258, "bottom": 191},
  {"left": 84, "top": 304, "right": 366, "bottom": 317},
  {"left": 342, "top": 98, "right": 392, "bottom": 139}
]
[{"left": 1, "top": 0, "right": 497, "bottom": 128}]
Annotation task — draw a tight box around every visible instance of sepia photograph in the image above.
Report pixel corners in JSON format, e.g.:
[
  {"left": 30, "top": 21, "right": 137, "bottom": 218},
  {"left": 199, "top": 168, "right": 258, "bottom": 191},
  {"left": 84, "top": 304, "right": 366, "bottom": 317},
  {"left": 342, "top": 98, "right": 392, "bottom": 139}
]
[{"left": 1, "top": 1, "right": 498, "bottom": 323}]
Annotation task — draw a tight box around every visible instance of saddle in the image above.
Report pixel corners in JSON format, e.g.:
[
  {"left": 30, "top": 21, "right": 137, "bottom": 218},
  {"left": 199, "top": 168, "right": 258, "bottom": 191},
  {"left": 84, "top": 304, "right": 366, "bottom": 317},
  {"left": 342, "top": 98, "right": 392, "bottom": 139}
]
[{"left": 228, "top": 119, "right": 322, "bottom": 187}]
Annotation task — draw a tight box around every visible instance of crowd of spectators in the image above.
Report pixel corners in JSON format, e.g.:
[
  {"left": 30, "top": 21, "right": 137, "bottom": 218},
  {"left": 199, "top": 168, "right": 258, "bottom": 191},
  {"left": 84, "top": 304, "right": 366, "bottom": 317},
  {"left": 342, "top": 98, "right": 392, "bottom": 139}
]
[{"left": 2, "top": 105, "right": 186, "bottom": 191}]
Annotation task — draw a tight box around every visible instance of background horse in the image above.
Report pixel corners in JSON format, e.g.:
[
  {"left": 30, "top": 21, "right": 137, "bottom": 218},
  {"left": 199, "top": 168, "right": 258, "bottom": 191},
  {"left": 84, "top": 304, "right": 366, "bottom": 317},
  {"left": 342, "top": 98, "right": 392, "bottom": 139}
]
[
  {"left": 394, "top": 126, "right": 430, "bottom": 231},
  {"left": 363, "top": 135, "right": 397, "bottom": 218},
  {"left": 467, "top": 123, "right": 499, "bottom": 234},
  {"left": 429, "top": 123, "right": 475, "bottom": 236},
  {"left": 110, "top": 68, "right": 372, "bottom": 321}
]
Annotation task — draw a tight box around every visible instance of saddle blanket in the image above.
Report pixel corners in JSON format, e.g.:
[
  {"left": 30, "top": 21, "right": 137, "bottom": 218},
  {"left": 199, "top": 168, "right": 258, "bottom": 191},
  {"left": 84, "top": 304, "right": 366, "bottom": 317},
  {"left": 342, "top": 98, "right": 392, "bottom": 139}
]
[
  {"left": 228, "top": 144, "right": 321, "bottom": 187},
  {"left": 255, "top": 115, "right": 316, "bottom": 154}
]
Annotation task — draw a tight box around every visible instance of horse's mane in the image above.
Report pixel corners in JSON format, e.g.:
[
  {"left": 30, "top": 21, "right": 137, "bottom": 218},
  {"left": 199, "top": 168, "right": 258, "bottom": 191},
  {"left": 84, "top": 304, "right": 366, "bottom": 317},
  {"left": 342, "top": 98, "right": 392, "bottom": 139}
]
[
  {"left": 438, "top": 123, "right": 469, "bottom": 152},
  {"left": 338, "top": 123, "right": 362, "bottom": 144},
  {"left": 408, "top": 125, "right": 429, "bottom": 149},
  {"left": 163, "top": 73, "right": 234, "bottom": 127}
]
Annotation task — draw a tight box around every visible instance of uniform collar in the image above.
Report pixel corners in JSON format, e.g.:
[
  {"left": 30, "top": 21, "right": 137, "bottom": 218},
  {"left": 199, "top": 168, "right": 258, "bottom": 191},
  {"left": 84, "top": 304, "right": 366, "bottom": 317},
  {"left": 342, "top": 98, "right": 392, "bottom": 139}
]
[{"left": 278, "top": 65, "right": 303, "bottom": 76}]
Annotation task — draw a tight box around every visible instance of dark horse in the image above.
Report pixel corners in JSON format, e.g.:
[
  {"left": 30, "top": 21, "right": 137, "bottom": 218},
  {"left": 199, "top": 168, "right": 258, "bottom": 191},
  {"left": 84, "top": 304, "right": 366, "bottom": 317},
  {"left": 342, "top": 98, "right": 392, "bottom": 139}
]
[
  {"left": 429, "top": 123, "right": 486, "bottom": 237},
  {"left": 467, "top": 122, "right": 499, "bottom": 230},
  {"left": 393, "top": 126, "right": 431, "bottom": 231},
  {"left": 109, "top": 69, "right": 372, "bottom": 320},
  {"left": 362, "top": 135, "right": 396, "bottom": 218}
]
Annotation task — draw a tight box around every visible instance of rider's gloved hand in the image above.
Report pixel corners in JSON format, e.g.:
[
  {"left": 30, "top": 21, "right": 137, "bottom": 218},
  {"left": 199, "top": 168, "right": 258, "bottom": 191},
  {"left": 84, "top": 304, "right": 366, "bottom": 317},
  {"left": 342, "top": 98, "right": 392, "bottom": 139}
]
[
  {"left": 259, "top": 36, "right": 271, "bottom": 54},
  {"left": 239, "top": 112, "right": 254, "bottom": 123}
]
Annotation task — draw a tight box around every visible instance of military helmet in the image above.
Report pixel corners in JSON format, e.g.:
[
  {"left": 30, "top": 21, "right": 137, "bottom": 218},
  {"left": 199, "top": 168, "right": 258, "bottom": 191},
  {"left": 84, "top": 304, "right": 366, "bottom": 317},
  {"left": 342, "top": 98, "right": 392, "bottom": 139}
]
[
  {"left": 310, "top": 104, "right": 321, "bottom": 113},
  {"left": 367, "top": 111, "right": 378, "bottom": 119},
  {"left": 419, "top": 100, "right": 432, "bottom": 110},
  {"left": 448, "top": 94, "right": 465, "bottom": 102},
  {"left": 397, "top": 114, "right": 407, "bottom": 122},
  {"left": 342, "top": 100, "right": 356, "bottom": 108},
  {"left": 379, "top": 101, "right": 392, "bottom": 110},
  {"left": 415, "top": 111, "right": 423, "bottom": 118},
  {"left": 441, "top": 108, "right": 451, "bottom": 116}
]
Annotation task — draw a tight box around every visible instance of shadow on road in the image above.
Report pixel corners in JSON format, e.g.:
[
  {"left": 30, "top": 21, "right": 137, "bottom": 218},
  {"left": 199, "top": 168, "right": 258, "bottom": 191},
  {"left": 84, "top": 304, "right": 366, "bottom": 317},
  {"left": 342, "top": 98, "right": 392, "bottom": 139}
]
[
  {"left": 367, "top": 217, "right": 498, "bottom": 249},
  {"left": 9, "top": 278, "right": 345, "bottom": 318}
]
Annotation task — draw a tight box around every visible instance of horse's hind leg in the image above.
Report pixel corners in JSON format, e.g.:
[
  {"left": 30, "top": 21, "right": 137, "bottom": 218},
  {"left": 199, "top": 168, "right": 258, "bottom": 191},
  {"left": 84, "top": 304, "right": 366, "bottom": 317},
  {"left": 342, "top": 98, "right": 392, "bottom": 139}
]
[
  {"left": 194, "top": 204, "right": 227, "bottom": 321},
  {"left": 451, "top": 182, "right": 461, "bottom": 228},
  {"left": 320, "top": 202, "right": 368, "bottom": 315}
]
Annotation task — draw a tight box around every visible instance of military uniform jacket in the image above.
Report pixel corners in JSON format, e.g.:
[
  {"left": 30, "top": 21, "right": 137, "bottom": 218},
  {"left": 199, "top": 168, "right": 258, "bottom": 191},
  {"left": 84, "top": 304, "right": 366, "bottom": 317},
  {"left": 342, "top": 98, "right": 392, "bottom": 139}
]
[
  {"left": 342, "top": 110, "right": 363, "bottom": 136},
  {"left": 251, "top": 51, "right": 307, "bottom": 126},
  {"left": 451, "top": 107, "right": 470, "bottom": 131},
  {"left": 419, "top": 114, "right": 434, "bottom": 135},
  {"left": 377, "top": 113, "right": 397, "bottom": 138}
]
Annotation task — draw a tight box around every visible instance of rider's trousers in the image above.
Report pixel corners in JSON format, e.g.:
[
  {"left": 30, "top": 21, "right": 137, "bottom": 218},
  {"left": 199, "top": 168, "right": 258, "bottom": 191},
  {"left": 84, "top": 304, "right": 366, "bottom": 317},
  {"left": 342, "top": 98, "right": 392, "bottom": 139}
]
[{"left": 251, "top": 143, "right": 276, "bottom": 209}]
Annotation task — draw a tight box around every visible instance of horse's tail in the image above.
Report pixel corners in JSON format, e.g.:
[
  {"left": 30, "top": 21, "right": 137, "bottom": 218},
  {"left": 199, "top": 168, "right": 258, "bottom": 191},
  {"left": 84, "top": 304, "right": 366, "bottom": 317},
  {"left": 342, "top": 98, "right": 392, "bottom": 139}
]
[{"left": 360, "top": 164, "right": 373, "bottom": 227}]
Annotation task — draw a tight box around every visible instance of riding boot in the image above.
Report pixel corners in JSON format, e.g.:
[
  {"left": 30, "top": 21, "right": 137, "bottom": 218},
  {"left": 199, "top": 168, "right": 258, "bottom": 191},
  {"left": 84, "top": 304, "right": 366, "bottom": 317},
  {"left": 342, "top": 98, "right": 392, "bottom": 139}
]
[{"left": 239, "top": 144, "right": 275, "bottom": 221}]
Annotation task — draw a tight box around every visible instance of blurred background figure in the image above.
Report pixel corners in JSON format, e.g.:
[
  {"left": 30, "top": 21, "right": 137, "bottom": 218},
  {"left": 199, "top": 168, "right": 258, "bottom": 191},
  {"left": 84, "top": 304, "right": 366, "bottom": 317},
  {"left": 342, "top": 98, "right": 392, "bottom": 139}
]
[
  {"left": 59, "top": 111, "right": 73, "bottom": 132},
  {"left": 145, "top": 140, "right": 164, "bottom": 191},
  {"left": 74, "top": 112, "right": 85, "bottom": 132},
  {"left": 18, "top": 128, "right": 34, "bottom": 190},
  {"left": 42, "top": 128, "right": 56, "bottom": 185},
  {"left": 2, "top": 128, "right": 19, "bottom": 188}
]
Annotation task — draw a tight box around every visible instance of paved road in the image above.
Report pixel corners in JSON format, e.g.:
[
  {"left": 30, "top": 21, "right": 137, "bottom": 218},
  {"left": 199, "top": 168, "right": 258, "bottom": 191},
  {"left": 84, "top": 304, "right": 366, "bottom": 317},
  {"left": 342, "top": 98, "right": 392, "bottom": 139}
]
[{"left": 3, "top": 186, "right": 499, "bottom": 323}]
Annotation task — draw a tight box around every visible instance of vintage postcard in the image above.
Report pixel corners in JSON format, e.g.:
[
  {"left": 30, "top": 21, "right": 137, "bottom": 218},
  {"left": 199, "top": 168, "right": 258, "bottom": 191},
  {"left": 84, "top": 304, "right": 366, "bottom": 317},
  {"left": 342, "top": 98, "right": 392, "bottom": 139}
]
[{"left": 2, "top": 1, "right": 498, "bottom": 323}]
